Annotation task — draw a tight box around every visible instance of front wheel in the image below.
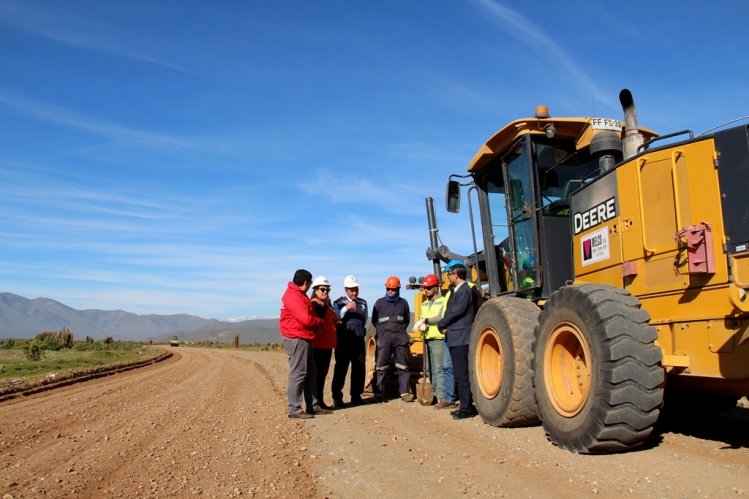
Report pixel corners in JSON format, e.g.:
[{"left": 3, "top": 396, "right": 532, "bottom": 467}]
[
  {"left": 469, "top": 297, "right": 540, "bottom": 427},
  {"left": 533, "top": 284, "right": 664, "bottom": 453}
]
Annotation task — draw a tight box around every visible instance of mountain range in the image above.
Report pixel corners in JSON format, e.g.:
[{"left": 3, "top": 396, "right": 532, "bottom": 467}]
[{"left": 0, "top": 292, "right": 281, "bottom": 344}]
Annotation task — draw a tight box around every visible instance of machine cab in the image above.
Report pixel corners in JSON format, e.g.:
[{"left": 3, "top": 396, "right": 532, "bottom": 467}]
[{"left": 451, "top": 110, "right": 657, "bottom": 301}]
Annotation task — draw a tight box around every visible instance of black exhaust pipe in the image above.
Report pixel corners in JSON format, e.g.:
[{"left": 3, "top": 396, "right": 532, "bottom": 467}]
[{"left": 619, "top": 89, "right": 644, "bottom": 159}]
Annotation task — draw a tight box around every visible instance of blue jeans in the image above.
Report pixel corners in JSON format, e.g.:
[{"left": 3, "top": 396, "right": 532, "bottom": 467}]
[
  {"left": 426, "top": 339, "right": 446, "bottom": 401},
  {"left": 443, "top": 341, "right": 456, "bottom": 403}
]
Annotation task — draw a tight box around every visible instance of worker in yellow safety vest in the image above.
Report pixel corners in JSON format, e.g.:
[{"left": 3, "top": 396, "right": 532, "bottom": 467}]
[{"left": 417, "top": 273, "right": 456, "bottom": 409}]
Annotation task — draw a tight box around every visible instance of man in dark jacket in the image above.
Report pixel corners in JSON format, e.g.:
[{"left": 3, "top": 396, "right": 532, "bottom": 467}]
[
  {"left": 372, "top": 275, "right": 413, "bottom": 402},
  {"left": 436, "top": 261, "right": 477, "bottom": 419},
  {"left": 331, "top": 274, "right": 369, "bottom": 407},
  {"left": 280, "top": 269, "right": 328, "bottom": 419}
]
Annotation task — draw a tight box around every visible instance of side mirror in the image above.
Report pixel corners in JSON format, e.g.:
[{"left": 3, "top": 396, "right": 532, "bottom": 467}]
[{"left": 446, "top": 180, "right": 461, "bottom": 213}]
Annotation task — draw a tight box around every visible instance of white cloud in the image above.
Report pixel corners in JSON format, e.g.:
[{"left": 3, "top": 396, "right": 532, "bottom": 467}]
[
  {"left": 473, "top": 0, "right": 613, "bottom": 108},
  {"left": 0, "top": 1, "right": 187, "bottom": 72},
  {"left": 0, "top": 88, "right": 194, "bottom": 151}
]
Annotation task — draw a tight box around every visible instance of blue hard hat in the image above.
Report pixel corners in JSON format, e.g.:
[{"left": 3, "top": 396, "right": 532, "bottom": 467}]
[{"left": 444, "top": 259, "right": 465, "bottom": 271}]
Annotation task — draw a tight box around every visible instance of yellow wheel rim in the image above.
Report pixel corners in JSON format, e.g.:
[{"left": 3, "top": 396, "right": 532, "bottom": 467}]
[
  {"left": 476, "top": 328, "right": 503, "bottom": 399},
  {"left": 544, "top": 322, "right": 591, "bottom": 417}
]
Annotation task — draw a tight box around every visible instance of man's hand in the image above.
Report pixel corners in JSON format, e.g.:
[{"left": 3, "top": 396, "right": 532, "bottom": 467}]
[{"left": 412, "top": 318, "right": 427, "bottom": 334}]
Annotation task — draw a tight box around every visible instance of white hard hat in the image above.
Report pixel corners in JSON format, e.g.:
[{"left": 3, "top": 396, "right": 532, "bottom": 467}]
[
  {"left": 311, "top": 275, "right": 330, "bottom": 288},
  {"left": 343, "top": 275, "right": 360, "bottom": 288}
]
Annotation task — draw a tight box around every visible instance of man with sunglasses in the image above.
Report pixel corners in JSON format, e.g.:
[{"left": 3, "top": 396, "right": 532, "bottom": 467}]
[
  {"left": 331, "top": 275, "right": 369, "bottom": 407},
  {"left": 372, "top": 275, "right": 413, "bottom": 403},
  {"left": 436, "top": 260, "right": 478, "bottom": 419},
  {"left": 310, "top": 276, "right": 337, "bottom": 411}
]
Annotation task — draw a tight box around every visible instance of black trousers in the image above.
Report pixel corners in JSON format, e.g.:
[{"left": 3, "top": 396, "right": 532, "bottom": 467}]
[
  {"left": 375, "top": 332, "right": 410, "bottom": 395},
  {"left": 313, "top": 348, "right": 332, "bottom": 405},
  {"left": 449, "top": 344, "right": 474, "bottom": 410},
  {"left": 331, "top": 335, "right": 365, "bottom": 401}
]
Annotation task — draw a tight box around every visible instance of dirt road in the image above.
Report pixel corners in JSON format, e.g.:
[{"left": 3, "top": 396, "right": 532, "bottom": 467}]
[{"left": 1, "top": 347, "right": 748, "bottom": 497}]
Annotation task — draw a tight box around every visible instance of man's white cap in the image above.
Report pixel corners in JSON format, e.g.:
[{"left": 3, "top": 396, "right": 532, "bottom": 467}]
[
  {"left": 343, "top": 275, "right": 360, "bottom": 288},
  {"left": 311, "top": 275, "right": 330, "bottom": 288}
]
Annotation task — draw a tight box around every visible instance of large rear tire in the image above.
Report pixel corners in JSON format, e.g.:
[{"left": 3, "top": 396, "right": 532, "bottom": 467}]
[
  {"left": 534, "top": 284, "right": 664, "bottom": 453},
  {"left": 469, "top": 297, "right": 540, "bottom": 427}
]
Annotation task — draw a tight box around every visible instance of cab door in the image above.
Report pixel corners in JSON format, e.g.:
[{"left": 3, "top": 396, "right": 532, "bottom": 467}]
[{"left": 504, "top": 137, "right": 539, "bottom": 292}]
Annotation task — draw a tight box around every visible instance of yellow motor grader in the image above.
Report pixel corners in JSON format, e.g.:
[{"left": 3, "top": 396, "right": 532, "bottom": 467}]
[{"left": 430, "top": 89, "right": 749, "bottom": 453}]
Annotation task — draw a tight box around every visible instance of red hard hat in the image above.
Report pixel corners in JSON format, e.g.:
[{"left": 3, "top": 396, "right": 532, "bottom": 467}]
[
  {"left": 385, "top": 275, "right": 401, "bottom": 288},
  {"left": 421, "top": 274, "right": 440, "bottom": 288}
]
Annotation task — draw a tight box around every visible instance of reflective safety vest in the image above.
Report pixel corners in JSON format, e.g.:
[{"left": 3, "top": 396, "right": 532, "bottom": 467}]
[{"left": 422, "top": 296, "right": 446, "bottom": 340}]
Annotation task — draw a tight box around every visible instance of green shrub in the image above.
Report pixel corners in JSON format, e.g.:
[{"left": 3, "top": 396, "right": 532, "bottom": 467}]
[
  {"left": 35, "top": 328, "right": 75, "bottom": 349},
  {"left": 25, "top": 341, "right": 44, "bottom": 361},
  {"left": 73, "top": 340, "right": 104, "bottom": 351},
  {"left": 0, "top": 338, "right": 15, "bottom": 349},
  {"left": 42, "top": 338, "right": 62, "bottom": 351}
]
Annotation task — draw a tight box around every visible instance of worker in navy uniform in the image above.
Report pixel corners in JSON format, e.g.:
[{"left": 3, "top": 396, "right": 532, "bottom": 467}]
[
  {"left": 331, "top": 275, "right": 368, "bottom": 407},
  {"left": 371, "top": 276, "right": 414, "bottom": 403}
]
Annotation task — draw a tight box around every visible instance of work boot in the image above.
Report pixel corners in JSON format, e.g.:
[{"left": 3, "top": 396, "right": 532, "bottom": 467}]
[
  {"left": 400, "top": 393, "right": 415, "bottom": 403},
  {"left": 434, "top": 400, "right": 455, "bottom": 410},
  {"left": 288, "top": 411, "right": 314, "bottom": 419}
]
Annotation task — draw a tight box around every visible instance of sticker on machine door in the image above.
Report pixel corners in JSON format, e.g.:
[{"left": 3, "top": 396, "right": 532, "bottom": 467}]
[{"left": 581, "top": 227, "right": 610, "bottom": 266}]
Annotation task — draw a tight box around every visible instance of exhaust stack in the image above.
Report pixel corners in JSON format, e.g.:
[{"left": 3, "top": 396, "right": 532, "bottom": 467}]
[{"left": 619, "top": 89, "right": 644, "bottom": 159}]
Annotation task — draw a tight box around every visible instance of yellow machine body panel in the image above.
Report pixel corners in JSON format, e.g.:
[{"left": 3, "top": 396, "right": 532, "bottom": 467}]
[{"left": 571, "top": 136, "right": 749, "bottom": 389}]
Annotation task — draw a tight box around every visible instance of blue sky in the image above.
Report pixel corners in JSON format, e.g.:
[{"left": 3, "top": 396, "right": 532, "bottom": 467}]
[{"left": 1, "top": 1, "right": 748, "bottom": 320}]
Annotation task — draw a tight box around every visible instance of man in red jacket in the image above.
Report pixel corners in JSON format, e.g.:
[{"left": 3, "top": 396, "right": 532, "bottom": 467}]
[{"left": 280, "top": 269, "right": 328, "bottom": 419}]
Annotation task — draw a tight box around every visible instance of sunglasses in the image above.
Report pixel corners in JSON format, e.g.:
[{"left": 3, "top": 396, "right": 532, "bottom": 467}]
[
  {"left": 386, "top": 287, "right": 399, "bottom": 292},
  {"left": 346, "top": 287, "right": 359, "bottom": 292},
  {"left": 423, "top": 286, "right": 437, "bottom": 290},
  {"left": 317, "top": 287, "right": 330, "bottom": 293}
]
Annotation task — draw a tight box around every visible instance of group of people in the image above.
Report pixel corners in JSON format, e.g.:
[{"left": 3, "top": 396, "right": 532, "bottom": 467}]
[
  {"left": 279, "top": 260, "right": 478, "bottom": 421},
  {"left": 279, "top": 270, "right": 368, "bottom": 419}
]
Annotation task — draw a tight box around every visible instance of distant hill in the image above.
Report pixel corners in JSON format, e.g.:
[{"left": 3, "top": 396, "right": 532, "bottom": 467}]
[{"left": 0, "top": 292, "right": 280, "bottom": 343}]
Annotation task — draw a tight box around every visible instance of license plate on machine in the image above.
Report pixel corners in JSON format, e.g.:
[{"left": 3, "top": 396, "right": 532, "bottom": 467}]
[{"left": 591, "top": 118, "right": 623, "bottom": 131}]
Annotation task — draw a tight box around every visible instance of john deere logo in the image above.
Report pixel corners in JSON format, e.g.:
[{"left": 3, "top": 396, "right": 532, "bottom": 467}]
[{"left": 573, "top": 197, "right": 616, "bottom": 235}]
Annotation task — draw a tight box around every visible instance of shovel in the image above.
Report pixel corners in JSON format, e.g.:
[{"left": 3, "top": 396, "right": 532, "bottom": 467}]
[{"left": 416, "top": 334, "right": 434, "bottom": 405}]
